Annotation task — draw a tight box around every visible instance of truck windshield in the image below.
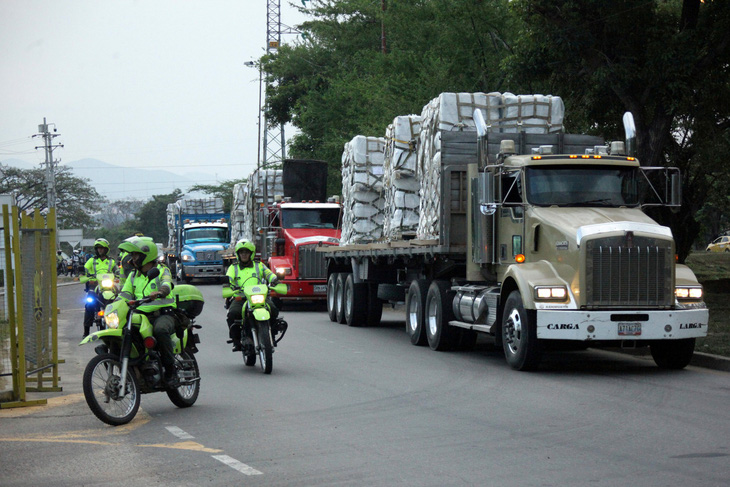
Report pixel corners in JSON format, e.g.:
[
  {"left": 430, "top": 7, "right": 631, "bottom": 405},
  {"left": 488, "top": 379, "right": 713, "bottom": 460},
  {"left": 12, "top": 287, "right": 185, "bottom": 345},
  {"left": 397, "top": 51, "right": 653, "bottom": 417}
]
[
  {"left": 184, "top": 227, "right": 228, "bottom": 243},
  {"left": 526, "top": 165, "right": 639, "bottom": 207},
  {"left": 281, "top": 208, "right": 340, "bottom": 229}
]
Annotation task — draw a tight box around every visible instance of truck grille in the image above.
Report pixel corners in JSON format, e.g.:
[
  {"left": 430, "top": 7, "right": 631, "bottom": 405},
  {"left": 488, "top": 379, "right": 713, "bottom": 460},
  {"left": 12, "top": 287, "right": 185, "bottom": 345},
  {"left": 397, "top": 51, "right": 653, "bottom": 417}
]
[
  {"left": 195, "top": 251, "right": 218, "bottom": 263},
  {"left": 585, "top": 236, "right": 673, "bottom": 308},
  {"left": 299, "top": 245, "right": 326, "bottom": 279}
]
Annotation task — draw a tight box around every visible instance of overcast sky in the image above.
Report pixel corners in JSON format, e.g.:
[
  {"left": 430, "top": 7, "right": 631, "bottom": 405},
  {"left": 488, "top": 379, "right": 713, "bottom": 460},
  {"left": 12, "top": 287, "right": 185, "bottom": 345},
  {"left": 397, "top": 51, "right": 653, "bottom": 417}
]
[{"left": 0, "top": 0, "right": 308, "bottom": 198}]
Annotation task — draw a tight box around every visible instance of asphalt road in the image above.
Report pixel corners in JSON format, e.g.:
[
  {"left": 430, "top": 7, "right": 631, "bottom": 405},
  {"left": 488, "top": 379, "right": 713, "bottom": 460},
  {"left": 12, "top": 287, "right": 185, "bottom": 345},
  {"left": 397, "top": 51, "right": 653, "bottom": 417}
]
[{"left": 1, "top": 281, "right": 729, "bottom": 487}]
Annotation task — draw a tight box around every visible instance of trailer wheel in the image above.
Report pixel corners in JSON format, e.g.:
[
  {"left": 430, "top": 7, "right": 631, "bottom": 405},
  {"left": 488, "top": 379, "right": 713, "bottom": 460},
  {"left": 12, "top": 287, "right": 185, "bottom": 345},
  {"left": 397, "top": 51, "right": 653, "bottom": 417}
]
[
  {"left": 344, "top": 274, "right": 367, "bottom": 327},
  {"left": 425, "top": 280, "right": 458, "bottom": 351},
  {"left": 335, "top": 273, "right": 349, "bottom": 324},
  {"left": 405, "top": 279, "right": 430, "bottom": 346},
  {"left": 366, "top": 283, "right": 383, "bottom": 326},
  {"left": 502, "top": 291, "right": 541, "bottom": 371},
  {"left": 650, "top": 338, "right": 695, "bottom": 369},
  {"left": 327, "top": 273, "right": 339, "bottom": 322}
]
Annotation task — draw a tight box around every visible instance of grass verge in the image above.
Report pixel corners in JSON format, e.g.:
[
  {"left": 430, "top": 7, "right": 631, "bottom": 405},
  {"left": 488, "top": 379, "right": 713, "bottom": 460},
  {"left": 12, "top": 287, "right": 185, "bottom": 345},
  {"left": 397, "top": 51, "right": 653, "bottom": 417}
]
[{"left": 685, "top": 252, "right": 730, "bottom": 357}]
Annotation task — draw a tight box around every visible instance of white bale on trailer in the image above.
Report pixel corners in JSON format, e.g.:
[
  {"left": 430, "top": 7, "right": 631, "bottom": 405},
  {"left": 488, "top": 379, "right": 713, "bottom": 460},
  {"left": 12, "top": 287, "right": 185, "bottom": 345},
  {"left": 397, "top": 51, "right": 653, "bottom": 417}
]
[
  {"left": 340, "top": 135, "right": 385, "bottom": 245},
  {"left": 383, "top": 114, "right": 422, "bottom": 240}
]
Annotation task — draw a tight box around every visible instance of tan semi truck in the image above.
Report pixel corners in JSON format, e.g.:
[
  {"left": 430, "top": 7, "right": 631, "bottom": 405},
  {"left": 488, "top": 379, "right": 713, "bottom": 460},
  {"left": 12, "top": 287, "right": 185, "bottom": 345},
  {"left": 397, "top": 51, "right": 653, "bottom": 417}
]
[{"left": 321, "top": 113, "right": 708, "bottom": 370}]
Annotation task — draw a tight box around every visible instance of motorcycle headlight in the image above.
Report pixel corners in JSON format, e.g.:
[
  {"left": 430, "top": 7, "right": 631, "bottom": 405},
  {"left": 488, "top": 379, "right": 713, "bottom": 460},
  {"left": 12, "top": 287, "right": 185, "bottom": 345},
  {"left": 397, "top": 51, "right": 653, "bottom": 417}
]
[
  {"left": 105, "top": 311, "right": 120, "bottom": 329},
  {"left": 85, "top": 295, "right": 95, "bottom": 304},
  {"left": 101, "top": 278, "right": 114, "bottom": 289},
  {"left": 250, "top": 294, "right": 266, "bottom": 305}
]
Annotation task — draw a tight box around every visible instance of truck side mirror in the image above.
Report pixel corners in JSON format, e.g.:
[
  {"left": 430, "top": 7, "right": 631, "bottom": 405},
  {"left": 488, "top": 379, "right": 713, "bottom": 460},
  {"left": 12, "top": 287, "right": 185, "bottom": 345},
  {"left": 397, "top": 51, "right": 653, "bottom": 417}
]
[
  {"left": 670, "top": 172, "right": 681, "bottom": 207},
  {"left": 478, "top": 171, "right": 497, "bottom": 215}
]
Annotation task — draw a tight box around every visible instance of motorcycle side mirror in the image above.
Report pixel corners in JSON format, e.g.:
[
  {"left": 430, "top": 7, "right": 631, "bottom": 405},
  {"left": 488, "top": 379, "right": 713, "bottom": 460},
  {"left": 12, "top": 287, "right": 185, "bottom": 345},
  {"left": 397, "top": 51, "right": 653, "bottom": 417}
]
[
  {"left": 146, "top": 267, "right": 160, "bottom": 280},
  {"left": 222, "top": 286, "right": 235, "bottom": 299}
]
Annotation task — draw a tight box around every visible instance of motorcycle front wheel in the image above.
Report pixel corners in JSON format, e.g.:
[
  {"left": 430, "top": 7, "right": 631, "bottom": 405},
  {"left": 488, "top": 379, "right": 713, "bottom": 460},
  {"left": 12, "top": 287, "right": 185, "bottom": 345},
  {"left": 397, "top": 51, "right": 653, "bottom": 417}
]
[
  {"left": 166, "top": 351, "right": 200, "bottom": 408},
  {"left": 82, "top": 353, "right": 140, "bottom": 426},
  {"left": 257, "top": 321, "right": 273, "bottom": 374}
]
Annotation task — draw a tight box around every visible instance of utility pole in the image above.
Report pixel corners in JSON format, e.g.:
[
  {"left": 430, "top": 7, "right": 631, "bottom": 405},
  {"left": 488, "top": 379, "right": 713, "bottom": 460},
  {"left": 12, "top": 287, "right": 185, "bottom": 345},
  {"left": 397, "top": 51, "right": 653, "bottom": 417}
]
[{"left": 33, "top": 118, "right": 63, "bottom": 209}]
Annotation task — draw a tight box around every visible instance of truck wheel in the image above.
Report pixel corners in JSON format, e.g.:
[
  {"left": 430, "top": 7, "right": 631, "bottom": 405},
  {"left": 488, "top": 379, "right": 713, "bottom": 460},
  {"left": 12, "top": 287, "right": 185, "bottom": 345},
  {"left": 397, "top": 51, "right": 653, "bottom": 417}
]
[
  {"left": 650, "top": 338, "right": 695, "bottom": 369},
  {"left": 344, "top": 274, "right": 367, "bottom": 327},
  {"left": 366, "top": 283, "right": 383, "bottom": 326},
  {"left": 405, "top": 279, "right": 430, "bottom": 346},
  {"left": 502, "top": 291, "right": 542, "bottom": 371},
  {"left": 335, "top": 273, "right": 349, "bottom": 324},
  {"left": 425, "top": 280, "right": 458, "bottom": 351},
  {"left": 327, "top": 273, "right": 339, "bottom": 322}
]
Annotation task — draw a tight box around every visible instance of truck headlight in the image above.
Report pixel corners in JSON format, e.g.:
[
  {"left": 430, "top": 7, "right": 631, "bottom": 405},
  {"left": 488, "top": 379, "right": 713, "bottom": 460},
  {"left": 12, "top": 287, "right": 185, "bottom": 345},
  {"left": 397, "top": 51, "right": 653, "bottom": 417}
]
[
  {"left": 250, "top": 294, "right": 266, "bottom": 305},
  {"left": 675, "top": 286, "right": 703, "bottom": 300},
  {"left": 275, "top": 267, "right": 292, "bottom": 278},
  {"left": 105, "top": 311, "right": 120, "bottom": 329},
  {"left": 534, "top": 286, "right": 568, "bottom": 301},
  {"left": 182, "top": 254, "right": 194, "bottom": 262}
]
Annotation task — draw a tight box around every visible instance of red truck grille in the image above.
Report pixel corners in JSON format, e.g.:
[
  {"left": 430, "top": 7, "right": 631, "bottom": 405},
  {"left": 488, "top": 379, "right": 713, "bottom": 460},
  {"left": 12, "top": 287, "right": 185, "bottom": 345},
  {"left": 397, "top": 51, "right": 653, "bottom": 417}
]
[{"left": 299, "top": 245, "right": 327, "bottom": 279}]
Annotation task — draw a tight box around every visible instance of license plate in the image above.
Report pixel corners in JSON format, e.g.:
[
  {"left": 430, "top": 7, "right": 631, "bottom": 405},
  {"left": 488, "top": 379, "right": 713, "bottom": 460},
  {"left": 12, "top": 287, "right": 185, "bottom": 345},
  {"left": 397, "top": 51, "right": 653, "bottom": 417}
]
[
  {"left": 313, "top": 285, "right": 327, "bottom": 294},
  {"left": 618, "top": 322, "right": 642, "bottom": 336}
]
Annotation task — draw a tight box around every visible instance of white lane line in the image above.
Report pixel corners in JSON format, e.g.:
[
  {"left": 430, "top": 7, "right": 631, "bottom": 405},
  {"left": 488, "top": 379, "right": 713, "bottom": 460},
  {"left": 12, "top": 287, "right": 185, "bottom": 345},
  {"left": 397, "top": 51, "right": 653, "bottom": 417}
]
[
  {"left": 212, "top": 454, "right": 263, "bottom": 475},
  {"left": 165, "top": 426, "right": 195, "bottom": 440}
]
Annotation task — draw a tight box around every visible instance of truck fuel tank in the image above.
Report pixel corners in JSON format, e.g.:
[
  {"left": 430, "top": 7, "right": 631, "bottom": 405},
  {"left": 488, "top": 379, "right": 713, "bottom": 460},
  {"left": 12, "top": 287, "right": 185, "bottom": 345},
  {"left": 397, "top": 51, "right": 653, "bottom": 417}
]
[{"left": 452, "top": 285, "right": 500, "bottom": 325}]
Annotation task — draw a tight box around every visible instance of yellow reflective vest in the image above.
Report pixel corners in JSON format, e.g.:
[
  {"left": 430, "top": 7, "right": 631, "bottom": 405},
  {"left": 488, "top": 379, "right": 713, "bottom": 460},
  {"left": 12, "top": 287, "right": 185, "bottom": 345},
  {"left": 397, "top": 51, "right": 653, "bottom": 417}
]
[{"left": 118, "top": 264, "right": 175, "bottom": 313}]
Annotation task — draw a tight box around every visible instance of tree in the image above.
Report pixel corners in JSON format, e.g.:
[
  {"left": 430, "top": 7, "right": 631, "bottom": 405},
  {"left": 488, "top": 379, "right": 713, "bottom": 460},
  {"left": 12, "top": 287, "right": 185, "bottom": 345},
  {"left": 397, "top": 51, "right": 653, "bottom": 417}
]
[
  {"left": 505, "top": 0, "right": 730, "bottom": 260},
  {"left": 188, "top": 179, "right": 246, "bottom": 214},
  {"left": 134, "top": 189, "right": 183, "bottom": 244},
  {"left": 263, "top": 0, "right": 517, "bottom": 194},
  {"left": 0, "top": 164, "right": 104, "bottom": 229}
]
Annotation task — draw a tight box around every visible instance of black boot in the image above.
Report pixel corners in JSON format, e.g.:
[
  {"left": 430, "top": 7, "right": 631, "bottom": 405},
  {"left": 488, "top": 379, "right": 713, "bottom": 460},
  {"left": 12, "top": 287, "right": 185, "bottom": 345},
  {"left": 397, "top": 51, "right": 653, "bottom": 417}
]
[{"left": 163, "top": 368, "right": 179, "bottom": 388}]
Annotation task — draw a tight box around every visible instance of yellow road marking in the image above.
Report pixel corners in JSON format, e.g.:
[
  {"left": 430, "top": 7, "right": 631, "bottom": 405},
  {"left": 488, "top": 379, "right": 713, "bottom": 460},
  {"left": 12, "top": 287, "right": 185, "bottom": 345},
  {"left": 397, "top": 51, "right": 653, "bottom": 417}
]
[
  {"left": 137, "top": 440, "right": 223, "bottom": 453},
  {"left": 0, "top": 393, "right": 86, "bottom": 418}
]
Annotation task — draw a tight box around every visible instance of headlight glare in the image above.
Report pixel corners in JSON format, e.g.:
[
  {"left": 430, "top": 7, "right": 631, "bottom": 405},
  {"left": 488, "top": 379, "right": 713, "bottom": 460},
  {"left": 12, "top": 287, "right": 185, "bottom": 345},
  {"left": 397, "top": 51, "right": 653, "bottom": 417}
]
[
  {"left": 105, "top": 311, "right": 120, "bottom": 329},
  {"left": 535, "top": 286, "right": 568, "bottom": 301},
  {"left": 676, "top": 286, "right": 703, "bottom": 300},
  {"left": 250, "top": 294, "right": 266, "bottom": 305}
]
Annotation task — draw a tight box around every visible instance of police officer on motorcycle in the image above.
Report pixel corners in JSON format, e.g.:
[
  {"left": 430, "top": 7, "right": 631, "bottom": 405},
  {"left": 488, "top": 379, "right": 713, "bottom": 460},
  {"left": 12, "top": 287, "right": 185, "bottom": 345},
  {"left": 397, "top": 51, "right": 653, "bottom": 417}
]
[
  {"left": 117, "top": 235, "right": 179, "bottom": 388},
  {"left": 82, "top": 238, "right": 118, "bottom": 337},
  {"left": 225, "top": 239, "right": 279, "bottom": 351}
]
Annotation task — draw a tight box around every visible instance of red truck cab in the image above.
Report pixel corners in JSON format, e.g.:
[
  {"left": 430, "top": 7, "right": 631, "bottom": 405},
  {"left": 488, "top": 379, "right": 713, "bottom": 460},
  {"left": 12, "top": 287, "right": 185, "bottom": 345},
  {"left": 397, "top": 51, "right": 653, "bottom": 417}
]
[{"left": 266, "top": 200, "right": 341, "bottom": 302}]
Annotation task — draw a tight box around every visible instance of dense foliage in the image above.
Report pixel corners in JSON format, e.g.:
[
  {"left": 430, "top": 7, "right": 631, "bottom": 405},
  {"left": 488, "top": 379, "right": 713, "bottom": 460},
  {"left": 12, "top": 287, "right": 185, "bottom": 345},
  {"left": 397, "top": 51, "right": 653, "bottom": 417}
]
[{"left": 262, "top": 0, "right": 730, "bottom": 259}]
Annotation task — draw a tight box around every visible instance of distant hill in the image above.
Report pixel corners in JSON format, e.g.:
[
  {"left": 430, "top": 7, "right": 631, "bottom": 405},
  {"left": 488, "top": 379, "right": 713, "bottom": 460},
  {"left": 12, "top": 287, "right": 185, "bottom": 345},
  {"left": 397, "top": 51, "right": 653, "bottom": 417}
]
[{"left": 1, "top": 157, "right": 205, "bottom": 200}]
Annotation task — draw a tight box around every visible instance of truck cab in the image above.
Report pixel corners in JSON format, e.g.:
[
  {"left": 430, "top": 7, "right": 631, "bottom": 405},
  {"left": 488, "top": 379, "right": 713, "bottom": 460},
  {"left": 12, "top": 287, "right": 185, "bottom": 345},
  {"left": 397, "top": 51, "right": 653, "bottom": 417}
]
[
  {"left": 175, "top": 218, "right": 229, "bottom": 282},
  {"left": 265, "top": 200, "right": 341, "bottom": 301}
]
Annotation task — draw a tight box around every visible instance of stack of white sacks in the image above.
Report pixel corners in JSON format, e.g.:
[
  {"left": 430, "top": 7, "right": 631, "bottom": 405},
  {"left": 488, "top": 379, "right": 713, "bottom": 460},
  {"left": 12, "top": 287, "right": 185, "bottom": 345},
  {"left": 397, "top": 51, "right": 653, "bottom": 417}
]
[
  {"left": 340, "top": 136, "right": 386, "bottom": 245},
  {"left": 236, "top": 169, "right": 283, "bottom": 245},
  {"left": 382, "top": 115, "right": 422, "bottom": 240},
  {"left": 166, "top": 197, "right": 225, "bottom": 249},
  {"left": 416, "top": 92, "right": 564, "bottom": 240},
  {"left": 229, "top": 182, "right": 249, "bottom": 243}
]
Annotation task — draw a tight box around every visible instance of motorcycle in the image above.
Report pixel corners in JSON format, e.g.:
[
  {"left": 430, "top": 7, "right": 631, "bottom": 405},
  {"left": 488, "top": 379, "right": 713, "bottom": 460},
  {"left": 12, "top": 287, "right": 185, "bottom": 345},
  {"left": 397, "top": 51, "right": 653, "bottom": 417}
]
[
  {"left": 80, "top": 268, "right": 203, "bottom": 426},
  {"left": 223, "top": 279, "right": 289, "bottom": 374},
  {"left": 79, "top": 272, "right": 119, "bottom": 332}
]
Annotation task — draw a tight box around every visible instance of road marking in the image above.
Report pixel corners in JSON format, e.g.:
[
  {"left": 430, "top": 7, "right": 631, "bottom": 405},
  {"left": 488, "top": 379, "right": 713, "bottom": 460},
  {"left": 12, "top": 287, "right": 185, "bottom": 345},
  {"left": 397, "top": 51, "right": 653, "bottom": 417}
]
[
  {"left": 166, "top": 426, "right": 194, "bottom": 439},
  {"left": 212, "top": 454, "right": 263, "bottom": 475},
  {"left": 138, "top": 440, "right": 222, "bottom": 453},
  {"left": 0, "top": 393, "right": 86, "bottom": 418}
]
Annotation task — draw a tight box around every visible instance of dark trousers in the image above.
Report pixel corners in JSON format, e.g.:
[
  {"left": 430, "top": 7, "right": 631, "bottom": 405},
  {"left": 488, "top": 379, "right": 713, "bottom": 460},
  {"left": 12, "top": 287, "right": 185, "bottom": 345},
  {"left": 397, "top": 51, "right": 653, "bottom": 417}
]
[
  {"left": 83, "top": 297, "right": 99, "bottom": 335},
  {"left": 226, "top": 299, "right": 279, "bottom": 345}
]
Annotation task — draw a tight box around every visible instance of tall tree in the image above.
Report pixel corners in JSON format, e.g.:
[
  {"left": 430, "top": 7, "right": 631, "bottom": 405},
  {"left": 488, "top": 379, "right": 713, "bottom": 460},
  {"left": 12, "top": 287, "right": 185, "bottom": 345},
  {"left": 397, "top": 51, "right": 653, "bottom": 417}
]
[
  {"left": 505, "top": 0, "right": 730, "bottom": 259},
  {"left": 0, "top": 164, "right": 104, "bottom": 229},
  {"left": 134, "top": 189, "right": 183, "bottom": 244},
  {"left": 263, "top": 0, "right": 517, "bottom": 194}
]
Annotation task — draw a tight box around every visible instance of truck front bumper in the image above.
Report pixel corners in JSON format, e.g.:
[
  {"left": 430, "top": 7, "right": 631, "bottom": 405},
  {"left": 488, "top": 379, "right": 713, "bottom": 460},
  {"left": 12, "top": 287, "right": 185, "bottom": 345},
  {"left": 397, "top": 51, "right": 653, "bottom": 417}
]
[
  {"left": 536, "top": 308, "right": 709, "bottom": 341},
  {"left": 182, "top": 264, "right": 224, "bottom": 277},
  {"left": 275, "top": 280, "right": 328, "bottom": 300}
]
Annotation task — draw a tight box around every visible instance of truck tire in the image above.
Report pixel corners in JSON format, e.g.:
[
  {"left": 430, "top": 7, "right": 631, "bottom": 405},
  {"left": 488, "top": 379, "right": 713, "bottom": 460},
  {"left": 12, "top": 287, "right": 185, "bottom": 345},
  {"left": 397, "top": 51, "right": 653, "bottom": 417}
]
[
  {"left": 327, "top": 273, "right": 339, "bottom": 322},
  {"left": 405, "top": 279, "right": 430, "bottom": 346},
  {"left": 344, "top": 274, "right": 367, "bottom": 327},
  {"left": 650, "top": 338, "right": 695, "bottom": 369},
  {"left": 366, "top": 283, "right": 383, "bottom": 327},
  {"left": 335, "top": 273, "right": 349, "bottom": 324},
  {"left": 501, "top": 290, "right": 542, "bottom": 371},
  {"left": 425, "top": 280, "right": 459, "bottom": 351}
]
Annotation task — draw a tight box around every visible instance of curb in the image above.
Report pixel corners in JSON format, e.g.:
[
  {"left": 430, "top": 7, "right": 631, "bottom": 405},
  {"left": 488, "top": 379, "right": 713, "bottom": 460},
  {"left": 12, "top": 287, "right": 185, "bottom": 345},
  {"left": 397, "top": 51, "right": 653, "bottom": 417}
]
[{"left": 690, "top": 351, "right": 730, "bottom": 372}]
